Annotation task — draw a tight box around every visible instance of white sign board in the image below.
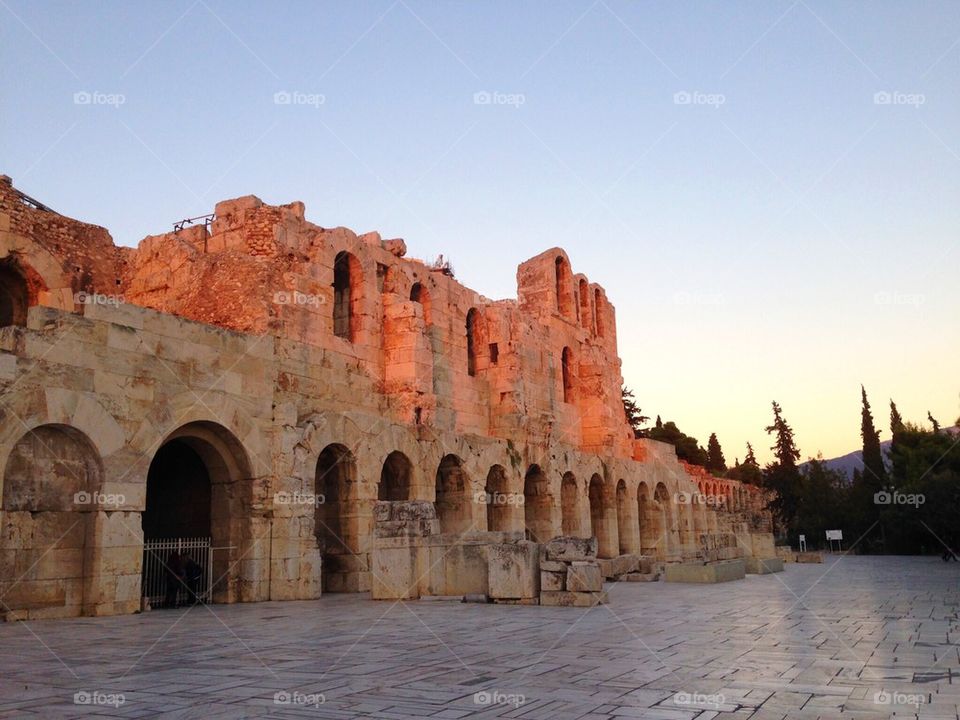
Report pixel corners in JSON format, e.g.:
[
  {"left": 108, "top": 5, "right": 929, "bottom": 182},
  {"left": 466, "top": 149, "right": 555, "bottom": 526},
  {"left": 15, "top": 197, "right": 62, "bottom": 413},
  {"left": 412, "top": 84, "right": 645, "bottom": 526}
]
[
  {"left": 799, "top": 534, "right": 806, "bottom": 542},
  {"left": 826, "top": 530, "right": 843, "bottom": 541}
]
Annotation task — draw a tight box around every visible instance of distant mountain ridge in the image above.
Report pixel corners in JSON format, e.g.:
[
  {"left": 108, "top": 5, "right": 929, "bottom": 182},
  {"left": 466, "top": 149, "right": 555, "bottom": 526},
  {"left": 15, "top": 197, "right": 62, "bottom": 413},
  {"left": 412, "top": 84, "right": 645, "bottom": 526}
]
[{"left": 806, "top": 427, "right": 959, "bottom": 480}]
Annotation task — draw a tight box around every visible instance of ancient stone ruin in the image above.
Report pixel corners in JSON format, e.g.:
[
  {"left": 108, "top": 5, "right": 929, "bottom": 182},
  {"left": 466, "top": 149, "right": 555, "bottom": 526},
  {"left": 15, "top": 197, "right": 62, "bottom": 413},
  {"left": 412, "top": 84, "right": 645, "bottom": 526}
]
[{"left": 0, "top": 175, "right": 778, "bottom": 620}]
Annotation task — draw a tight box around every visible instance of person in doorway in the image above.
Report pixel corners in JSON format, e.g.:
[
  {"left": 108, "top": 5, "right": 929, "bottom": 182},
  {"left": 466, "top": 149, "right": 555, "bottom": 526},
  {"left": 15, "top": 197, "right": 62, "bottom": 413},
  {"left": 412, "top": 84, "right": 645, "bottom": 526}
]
[
  {"left": 184, "top": 555, "right": 204, "bottom": 604},
  {"left": 164, "top": 551, "right": 186, "bottom": 608}
]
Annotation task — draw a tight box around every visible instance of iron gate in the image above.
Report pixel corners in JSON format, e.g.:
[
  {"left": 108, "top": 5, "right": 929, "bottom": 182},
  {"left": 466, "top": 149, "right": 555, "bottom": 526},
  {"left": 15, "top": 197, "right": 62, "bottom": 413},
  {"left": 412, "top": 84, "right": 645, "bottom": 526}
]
[{"left": 142, "top": 538, "right": 213, "bottom": 608}]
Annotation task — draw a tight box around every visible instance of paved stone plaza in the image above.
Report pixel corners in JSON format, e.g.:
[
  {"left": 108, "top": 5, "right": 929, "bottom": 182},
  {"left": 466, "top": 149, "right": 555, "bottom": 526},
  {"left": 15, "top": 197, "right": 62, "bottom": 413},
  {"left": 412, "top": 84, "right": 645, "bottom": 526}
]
[{"left": 1, "top": 556, "right": 957, "bottom": 719}]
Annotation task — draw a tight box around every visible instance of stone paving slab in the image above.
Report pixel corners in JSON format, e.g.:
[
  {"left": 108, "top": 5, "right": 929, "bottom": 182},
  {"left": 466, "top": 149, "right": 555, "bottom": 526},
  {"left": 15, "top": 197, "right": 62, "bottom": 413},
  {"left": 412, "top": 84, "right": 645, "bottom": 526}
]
[{"left": 0, "top": 556, "right": 957, "bottom": 718}]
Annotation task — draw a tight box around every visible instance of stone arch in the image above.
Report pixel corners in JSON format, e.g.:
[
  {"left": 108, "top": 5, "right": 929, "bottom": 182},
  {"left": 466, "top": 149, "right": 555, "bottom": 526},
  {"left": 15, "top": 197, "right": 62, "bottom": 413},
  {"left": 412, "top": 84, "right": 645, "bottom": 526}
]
[
  {"left": 1, "top": 423, "right": 102, "bottom": 617},
  {"left": 333, "top": 250, "right": 362, "bottom": 341},
  {"left": 2, "top": 423, "right": 101, "bottom": 511},
  {"left": 315, "top": 443, "right": 359, "bottom": 592},
  {"left": 554, "top": 255, "right": 574, "bottom": 319},
  {"left": 523, "top": 464, "right": 553, "bottom": 543},
  {"left": 410, "top": 281, "right": 431, "bottom": 324},
  {"left": 484, "top": 464, "right": 510, "bottom": 532},
  {"left": 616, "top": 479, "right": 638, "bottom": 555},
  {"left": 144, "top": 421, "right": 253, "bottom": 604},
  {"left": 435, "top": 454, "right": 472, "bottom": 535},
  {"left": 379, "top": 451, "right": 413, "bottom": 501},
  {"left": 589, "top": 474, "right": 618, "bottom": 559},
  {"left": 0, "top": 260, "right": 29, "bottom": 327},
  {"left": 560, "top": 471, "right": 580, "bottom": 536}
]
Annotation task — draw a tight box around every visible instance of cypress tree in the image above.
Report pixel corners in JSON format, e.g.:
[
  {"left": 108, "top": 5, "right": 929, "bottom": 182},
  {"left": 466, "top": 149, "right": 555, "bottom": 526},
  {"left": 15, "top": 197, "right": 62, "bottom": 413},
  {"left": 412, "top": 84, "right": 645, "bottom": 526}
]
[
  {"left": 706, "top": 433, "right": 726, "bottom": 474},
  {"left": 860, "top": 386, "right": 887, "bottom": 487},
  {"left": 890, "top": 399, "right": 905, "bottom": 436}
]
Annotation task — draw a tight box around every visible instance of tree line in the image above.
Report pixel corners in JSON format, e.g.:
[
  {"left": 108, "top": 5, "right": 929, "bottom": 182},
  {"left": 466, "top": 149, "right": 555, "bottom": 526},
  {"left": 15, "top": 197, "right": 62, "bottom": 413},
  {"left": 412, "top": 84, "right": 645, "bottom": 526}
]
[{"left": 622, "top": 385, "right": 960, "bottom": 554}]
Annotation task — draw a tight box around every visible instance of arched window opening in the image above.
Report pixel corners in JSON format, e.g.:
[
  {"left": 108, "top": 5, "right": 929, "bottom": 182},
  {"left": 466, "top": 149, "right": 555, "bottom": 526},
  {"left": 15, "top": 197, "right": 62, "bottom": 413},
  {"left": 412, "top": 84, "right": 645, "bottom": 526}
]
[
  {"left": 554, "top": 256, "right": 573, "bottom": 319},
  {"left": 466, "top": 308, "right": 479, "bottom": 377},
  {"left": 333, "top": 251, "right": 360, "bottom": 341},
  {"left": 523, "top": 465, "right": 553, "bottom": 543},
  {"left": 561, "top": 346, "right": 574, "bottom": 403},
  {"left": 578, "top": 278, "right": 590, "bottom": 329},
  {"left": 379, "top": 451, "right": 412, "bottom": 501},
  {"left": 485, "top": 465, "right": 510, "bottom": 532},
  {"left": 594, "top": 289, "right": 605, "bottom": 338},
  {"left": 435, "top": 454, "right": 471, "bottom": 534},
  {"left": 410, "top": 281, "right": 431, "bottom": 324}
]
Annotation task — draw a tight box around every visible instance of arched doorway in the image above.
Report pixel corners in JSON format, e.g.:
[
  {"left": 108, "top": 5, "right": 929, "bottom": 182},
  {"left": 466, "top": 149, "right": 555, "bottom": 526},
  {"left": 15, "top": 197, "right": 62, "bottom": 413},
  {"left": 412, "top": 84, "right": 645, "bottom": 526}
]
[
  {"left": 484, "top": 465, "right": 510, "bottom": 532},
  {"left": 315, "top": 444, "right": 358, "bottom": 592},
  {"left": 560, "top": 472, "right": 580, "bottom": 536},
  {"left": 379, "top": 451, "right": 412, "bottom": 501},
  {"left": 0, "top": 262, "right": 28, "bottom": 327},
  {"left": 435, "top": 454, "right": 472, "bottom": 535},
  {"left": 523, "top": 465, "right": 553, "bottom": 543},
  {"left": 589, "top": 474, "right": 618, "bottom": 558},
  {"left": 142, "top": 421, "right": 251, "bottom": 606}
]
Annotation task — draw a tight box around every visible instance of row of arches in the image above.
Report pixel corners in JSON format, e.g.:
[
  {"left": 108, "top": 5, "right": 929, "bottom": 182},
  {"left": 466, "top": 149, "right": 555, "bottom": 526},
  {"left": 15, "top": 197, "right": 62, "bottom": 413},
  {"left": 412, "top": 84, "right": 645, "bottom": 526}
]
[
  {"left": 554, "top": 255, "right": 605, "bottom": 338},
  {"left": 2, "top": 417, "right": 741, "bottom": 609}
]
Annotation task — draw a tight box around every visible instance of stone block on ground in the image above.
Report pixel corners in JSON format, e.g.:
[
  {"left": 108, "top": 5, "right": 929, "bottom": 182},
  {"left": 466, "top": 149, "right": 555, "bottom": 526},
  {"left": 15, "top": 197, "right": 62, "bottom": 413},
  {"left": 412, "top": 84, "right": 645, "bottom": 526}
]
[
  {"left": 567, "top": 561, "right": 603, "bottom": 593},
  {"left": 540, "top": 570, "right": 565, "bottom": 592},
  {"left": 664, "top": 559, "right": 746, "bottom": 584},
  {"left": 796, "top": 552, "right": 823, "bottom": 564},
  {"left": 486, "top": 541, "right": 539, "bottom": 600},
  {"left": 543, "top": 536, "right": 597, "bottom": 563}
]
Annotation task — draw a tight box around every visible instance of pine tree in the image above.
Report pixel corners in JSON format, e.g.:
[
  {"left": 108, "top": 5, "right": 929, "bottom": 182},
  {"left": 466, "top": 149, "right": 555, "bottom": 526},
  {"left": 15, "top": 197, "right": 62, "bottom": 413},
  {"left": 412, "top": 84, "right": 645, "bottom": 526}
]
[
  {"left": 890, "top": 399, "right": 905, "bottom": 436},
  {"left": 621, "top": 386, "right": 649, "bottom": 436},
  {"left": 655, "top": 415, "right": 663, "bottom": 429},
  {"left": 766, "top": 401, "right": 800, "bottom": 468},
  {"left": 928, "top": 411, "right": 941, "bottom": 433},
  {"left": 763, "top": 401, "right": 802, "bottom": 528},
  {"left": 706, "top": 433, "right": 726, "bottom": 474},
  {"left": 744, "top": 442, "right": 759, "bottom": 468},
  {"left": 860, "top": 386, "right": 887, "bottom": 487}
]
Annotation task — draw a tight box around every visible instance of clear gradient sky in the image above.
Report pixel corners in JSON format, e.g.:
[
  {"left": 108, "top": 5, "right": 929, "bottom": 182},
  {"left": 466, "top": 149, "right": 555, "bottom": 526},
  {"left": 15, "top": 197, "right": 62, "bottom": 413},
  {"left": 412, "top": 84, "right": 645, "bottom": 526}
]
[{"left": 2, "top": 1, "right": 958, "bottom": 463}]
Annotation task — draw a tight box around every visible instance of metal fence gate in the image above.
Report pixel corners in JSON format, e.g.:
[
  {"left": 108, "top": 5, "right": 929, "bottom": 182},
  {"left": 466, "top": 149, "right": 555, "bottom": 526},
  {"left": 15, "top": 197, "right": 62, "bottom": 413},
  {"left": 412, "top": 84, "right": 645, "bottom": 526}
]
[{"left": 142, "top": 538, "right": 213, "bottom": 608}]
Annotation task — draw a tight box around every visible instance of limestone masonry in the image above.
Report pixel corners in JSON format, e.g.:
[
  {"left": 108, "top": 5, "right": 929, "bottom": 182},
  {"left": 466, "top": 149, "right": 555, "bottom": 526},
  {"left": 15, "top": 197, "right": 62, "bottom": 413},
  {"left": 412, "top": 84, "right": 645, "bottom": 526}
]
[{"left": 0, "top": 175, "right": 776, "bottom": 620}]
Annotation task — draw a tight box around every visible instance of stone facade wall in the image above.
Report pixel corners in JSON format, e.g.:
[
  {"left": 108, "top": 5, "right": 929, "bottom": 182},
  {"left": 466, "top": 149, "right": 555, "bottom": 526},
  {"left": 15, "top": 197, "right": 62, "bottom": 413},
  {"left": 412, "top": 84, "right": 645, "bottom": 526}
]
[{"left": 0, "top": 176, "right": 775, "bottom": 619}]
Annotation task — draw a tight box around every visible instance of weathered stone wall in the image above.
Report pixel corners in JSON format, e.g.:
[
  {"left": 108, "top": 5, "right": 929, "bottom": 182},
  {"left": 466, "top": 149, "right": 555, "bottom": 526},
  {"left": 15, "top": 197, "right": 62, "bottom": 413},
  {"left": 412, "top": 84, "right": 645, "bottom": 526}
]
[{"left": 0, "top": 177, "right": 775, "bottom": 618}]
